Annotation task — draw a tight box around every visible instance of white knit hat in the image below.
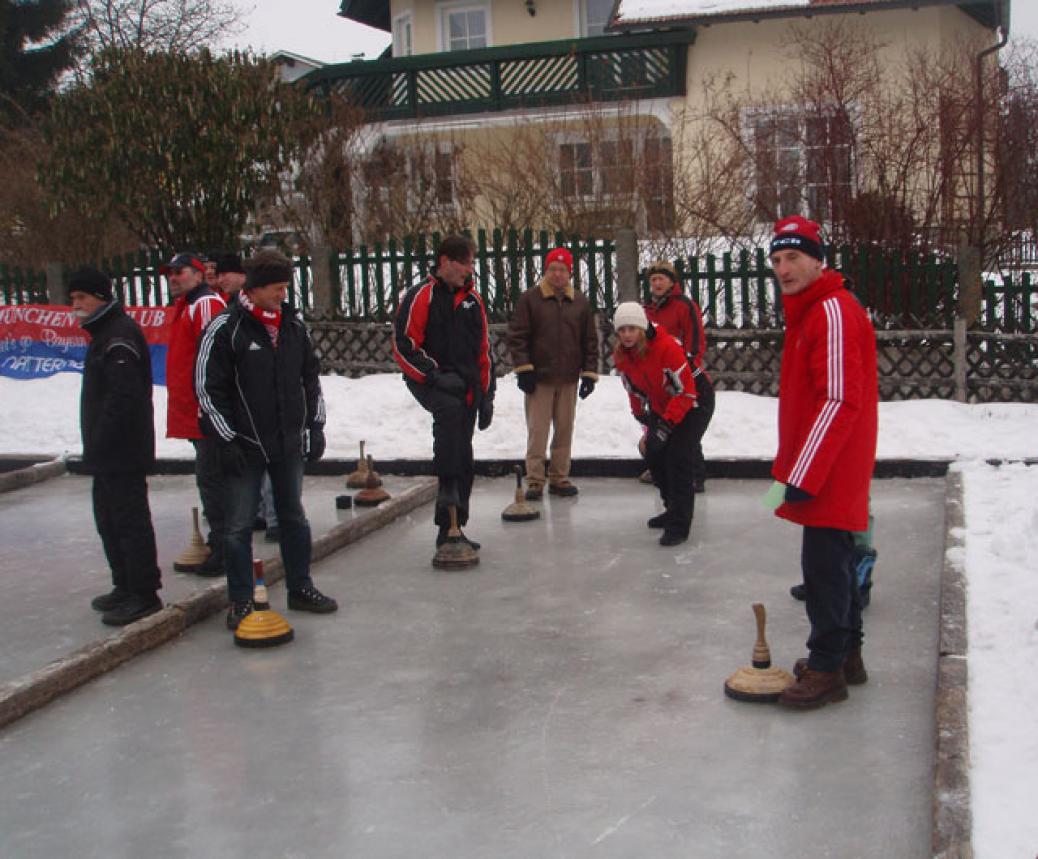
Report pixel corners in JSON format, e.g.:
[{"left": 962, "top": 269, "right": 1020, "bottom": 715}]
[{"left": 613, "top": 302, "right": 648, "bottom": 331}]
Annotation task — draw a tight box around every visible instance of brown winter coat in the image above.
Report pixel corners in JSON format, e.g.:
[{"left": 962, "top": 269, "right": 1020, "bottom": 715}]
[{"left": 507, "top": 278, "right": 599, "bottom": 383}]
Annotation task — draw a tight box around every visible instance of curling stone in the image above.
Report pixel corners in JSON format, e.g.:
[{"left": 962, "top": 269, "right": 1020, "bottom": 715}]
[
  {"left": 723, "top": 603, "right": 794, "bottom": 703},
  {"left": 335, "top": 494, "right": 353, "bottom": 510},
  {"left": 173, "top": 507, "right": 211, "bottom": 572},
  {"left": 234, "top": 560, "right": 294, "bottom": 648},
  {"left": 502, "top": 465, "right": 540, "bottom": 522},
  {"left": 355, "top": 455, "right": 390, "bottom": 506},
  {"left": 432, "top": 505, "right": 479, "bottom": 570},
  {"left": 346, "top": 440, "right": 370, "bottom": 489}
]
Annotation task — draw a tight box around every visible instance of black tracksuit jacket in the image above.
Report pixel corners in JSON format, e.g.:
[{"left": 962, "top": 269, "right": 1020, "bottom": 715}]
[
  {"left": 195, "top": 299, "right": 325, "bottom": 462},
  {"left": 79, "top": 302, "right": 156, "bottom": 475}
]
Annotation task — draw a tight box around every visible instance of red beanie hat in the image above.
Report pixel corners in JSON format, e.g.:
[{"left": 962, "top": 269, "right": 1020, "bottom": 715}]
[
  {"left": 770, "top": 215, "right": 825, "bottom": 262},
  {"left": 545, "top": 247, "right": 573, "bottom": 273}
]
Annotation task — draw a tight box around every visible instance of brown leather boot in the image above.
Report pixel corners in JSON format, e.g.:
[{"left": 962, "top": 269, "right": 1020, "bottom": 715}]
[
  {"left": 778, "top": 668, "right": 848, "bottom": 709},
  {"left": 793, "top": 648, "right": 868, "bottom": 686}
]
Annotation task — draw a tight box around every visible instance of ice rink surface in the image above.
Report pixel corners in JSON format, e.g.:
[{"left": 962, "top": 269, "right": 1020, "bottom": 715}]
[{"left": 0, "top": 476, "right": 944, "bottom": 858}]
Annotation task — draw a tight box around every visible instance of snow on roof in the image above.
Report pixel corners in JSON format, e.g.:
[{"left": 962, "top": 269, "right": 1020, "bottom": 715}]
[{"left": 613, "top": 0, "right": 881, "bottom": 25}]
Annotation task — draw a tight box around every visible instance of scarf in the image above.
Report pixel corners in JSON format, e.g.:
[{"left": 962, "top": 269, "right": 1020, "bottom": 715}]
[{"left": 239, "top": 290, "right": 281, "bottom": 347}]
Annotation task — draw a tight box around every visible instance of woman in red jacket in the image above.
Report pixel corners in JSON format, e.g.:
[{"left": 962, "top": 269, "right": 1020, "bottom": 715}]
[
  {"left": 613, "top": 302, "right": 705, "bottom": 546},
  {"left": 643, "top": 260, "right": 714, "bottom": 492}
]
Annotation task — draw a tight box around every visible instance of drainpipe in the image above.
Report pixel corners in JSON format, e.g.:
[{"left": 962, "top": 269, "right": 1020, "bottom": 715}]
[{"left": 975, "top": 1, "right": 1008, "bottom": 263}]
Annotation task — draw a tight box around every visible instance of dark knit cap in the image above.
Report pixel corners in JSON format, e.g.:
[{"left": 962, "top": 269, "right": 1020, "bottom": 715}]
[
  {"left": 245, "top": 250, "right": 293, "bottom": 291},
  {"left": 770, "top": 215, "right": 825, "bottom": 262},
  {"left": 215, "top": 253, "right": 245, "bottom": 275},
  {"left": 68, "top": 267, "right": 113, "bottom": 302}
]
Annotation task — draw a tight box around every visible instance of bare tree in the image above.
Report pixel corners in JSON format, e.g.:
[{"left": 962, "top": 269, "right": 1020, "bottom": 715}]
[{"left": 75, "top": 0, "right": 244, "bottom": 52}]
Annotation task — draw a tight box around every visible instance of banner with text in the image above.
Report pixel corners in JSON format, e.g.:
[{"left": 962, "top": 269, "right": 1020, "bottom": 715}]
[{"left": 0, "top": 305, "right": 172, "bottom": 385}]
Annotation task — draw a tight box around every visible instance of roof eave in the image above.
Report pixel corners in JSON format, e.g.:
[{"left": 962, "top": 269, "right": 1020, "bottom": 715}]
[{"left": 338, "top": 0, "right": 391, "bottom": 32}]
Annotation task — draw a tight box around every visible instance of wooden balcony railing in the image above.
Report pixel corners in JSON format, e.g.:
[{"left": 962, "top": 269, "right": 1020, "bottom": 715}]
[{"left": 303, "top": 30, "right": 694, "bottom": 121}]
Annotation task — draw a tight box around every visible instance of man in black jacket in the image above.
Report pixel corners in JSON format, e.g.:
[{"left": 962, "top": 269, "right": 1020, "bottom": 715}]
[
  {"left": 393, "top": 235, "right": 494, "bottom": 549},
  {"left": 195, "top": 250, "right": 337, "bottom": 630},
  {"left": 71, "top": 268, "right": 163, "bottom": 626}
]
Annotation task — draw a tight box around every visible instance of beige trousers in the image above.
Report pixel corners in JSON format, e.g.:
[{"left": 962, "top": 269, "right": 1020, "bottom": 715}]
[{"left": 524, "top": 381, "right": 579, "bottom": 486}]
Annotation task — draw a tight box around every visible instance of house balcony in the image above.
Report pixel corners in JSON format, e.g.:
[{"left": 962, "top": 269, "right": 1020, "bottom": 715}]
[{"left": 303, "top": 30, "right": 694, "bottom": 122}]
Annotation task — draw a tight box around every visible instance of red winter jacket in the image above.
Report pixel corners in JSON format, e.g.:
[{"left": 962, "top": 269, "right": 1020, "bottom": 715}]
[
  {"left": 772, "top": 269, "right": 878, "bottom": 531},
  {"left": 644, "top": 284, "right": 709, "bottom": 375},
  {"left": 166, "top": 283, "right": 225, "bottom": 439},
  {"left": 615, "top": 324, "right": 698, "bottom": 427},
  {"left": 393, "top": 275, "right": 492, "bottom": 405}
]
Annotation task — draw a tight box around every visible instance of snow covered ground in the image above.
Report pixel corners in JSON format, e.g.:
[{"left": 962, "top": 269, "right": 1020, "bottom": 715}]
[
  {"left": 2, "top": 372, "right": 1037, "bottom": 463},
  {"left": 959, "top": 461, "right": 1038, "bottom": 858},
  {"left": 1, "top": 371, "right": 1036, "bottom": 856}
]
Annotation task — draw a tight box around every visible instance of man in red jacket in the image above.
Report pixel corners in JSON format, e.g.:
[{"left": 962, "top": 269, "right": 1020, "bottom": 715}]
[
  {"left": 163, "top": 252, "right": 227, "bottom": 575},
  {"left": 766, "top": 216, "right": 878, "bottom": 710},
  {"left": 393, "top": 235, "right": 494, "bottom": 550}
]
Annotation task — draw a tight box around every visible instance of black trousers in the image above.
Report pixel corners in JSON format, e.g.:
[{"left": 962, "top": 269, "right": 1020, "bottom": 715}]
[
  {"left": 92, "top": 473, "right": 161, "bottom": 596},
  {"left": 407, "top": 380, "right": 477, "bottom": 528},
  {"left": 646, "top": 409, "right": 701, "bottom": 536},
  {"left": 191, "top": 437, "right": 225, "bottom": 558},
  {"left": 690, "top": 374, "right": 715, "bottom": 484},
  {"left": 802, "top": 526, "right": 865, "bottom": 672}
]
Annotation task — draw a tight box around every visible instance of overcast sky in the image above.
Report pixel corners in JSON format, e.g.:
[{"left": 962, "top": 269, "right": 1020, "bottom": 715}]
[{"left": 223, "top": 0, "right": 1035, "bottom": 65}]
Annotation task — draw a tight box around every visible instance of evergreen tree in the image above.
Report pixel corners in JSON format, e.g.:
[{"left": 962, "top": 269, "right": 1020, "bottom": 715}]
[{"left": 0, "top": 0, "right": 80, "bottom": 121}]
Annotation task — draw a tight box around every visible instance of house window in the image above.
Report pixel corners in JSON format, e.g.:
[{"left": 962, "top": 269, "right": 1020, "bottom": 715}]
[
  {"left": 434, "top": 149, "right": 457, "bottom": 208},
  {"left": 559, "top": 135, "right": 674, "bottom": 232},
  {"left": 439, "top": 3, "right": 489, "bottom": 51},
  {"left": 600, "top": 139, "right": 634, "bottom": 195},
  {"left": 579, "top": 0, "right": 615, "bottom": 37},
  {"left": 751, "top": 108, "right": 853, "bottom": 223},
  {"left": 560, "top": 142, "right": 594, "bottom": 198},
  {"left": 392, "top": 12, "right": 413, "bottom": 57},
  {"left": 643, "top": 135, "right": 674, "bottom": 232}
]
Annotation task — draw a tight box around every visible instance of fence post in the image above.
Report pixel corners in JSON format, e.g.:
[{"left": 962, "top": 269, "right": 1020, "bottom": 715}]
[
  {"left": 309, "top": 246, "right": 335, "bottom": 315},
  {"left": 957, "top": 241, "right": 982, "bottom": 327},
  {"left": 953, "top": 317, "right": 967, "bottom": 403},
  {"left": 45, "top": 262, "right": 65, "bottom": 306},
  {"left": 954, "top": 240, "right": 981, "bottom": 404},
  {"left": 614, "top": 228, "right": 638, "bottom": 303}
]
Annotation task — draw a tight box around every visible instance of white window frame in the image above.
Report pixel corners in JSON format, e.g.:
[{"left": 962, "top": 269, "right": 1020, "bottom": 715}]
[
  {"left": 436, "top": 1, "right": 492, "bottom": 52},
  {"left": 392, "top": 11, "right": 414, "bottom": 57},
  {"left": 742, "top": 104, "right": 857, "bottom": 225},
  {"left": 575, "top": 0, "right": 615, "bottom": 38}
]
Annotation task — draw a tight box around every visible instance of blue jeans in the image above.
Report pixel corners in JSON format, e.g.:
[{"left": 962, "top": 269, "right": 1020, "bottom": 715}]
[{"left": 224, "top": 451, "right": 313, "bottom": 603}]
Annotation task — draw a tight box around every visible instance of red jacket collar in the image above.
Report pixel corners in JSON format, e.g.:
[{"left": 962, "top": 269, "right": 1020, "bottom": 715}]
[{"left": 781, "top": 269, "right": 845, "bottom": 327}]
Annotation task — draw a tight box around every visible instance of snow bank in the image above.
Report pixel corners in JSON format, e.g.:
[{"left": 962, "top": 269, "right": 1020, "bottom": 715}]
[
  {"left": 961, "top": 461, "right": 1038, "bottom": 858},
  {"left": 3, "top": 372, "right": 1037, "bottom": 462}
]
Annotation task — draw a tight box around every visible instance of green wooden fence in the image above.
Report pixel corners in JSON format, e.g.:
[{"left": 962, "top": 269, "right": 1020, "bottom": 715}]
[
  {"left": 329, "top": 229, "right": 614, "bottom": 322},
  {"left": 2, "top": 238, "right": 1034, "bottom": 332}
]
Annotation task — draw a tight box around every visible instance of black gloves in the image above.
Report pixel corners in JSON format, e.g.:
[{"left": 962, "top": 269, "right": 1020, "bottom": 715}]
[
  {"left": 478, "top": 397, "right": 494, "bottom": 431},
  {"left": 784, "top": 484, "right": 814, "bottom": 504},
  {"left": 578, "top": 377, "right": 596, "bottom": 400},
  {"left": 220, "top": 439, "right": 248, "bottom": 477},
  {"left": 644, "top": 420, "right": 673, "bottom": 459},
  {"left": 516, "top": 370, "right": 536, "bottom": 395},
  {"left": 307, "top": 426, "right": 326, "bottom": 462},
  {"left": 428, "top": 369, "right": 468, "bottom": 398}
]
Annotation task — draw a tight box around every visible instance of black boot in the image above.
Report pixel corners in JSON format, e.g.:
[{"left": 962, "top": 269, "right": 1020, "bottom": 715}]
[
  {"left": 91, "top": 587, "right": 131, "bottom": 612},
  {"left": 101, "top": 593, "right": 162, "bottom": 626}
]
